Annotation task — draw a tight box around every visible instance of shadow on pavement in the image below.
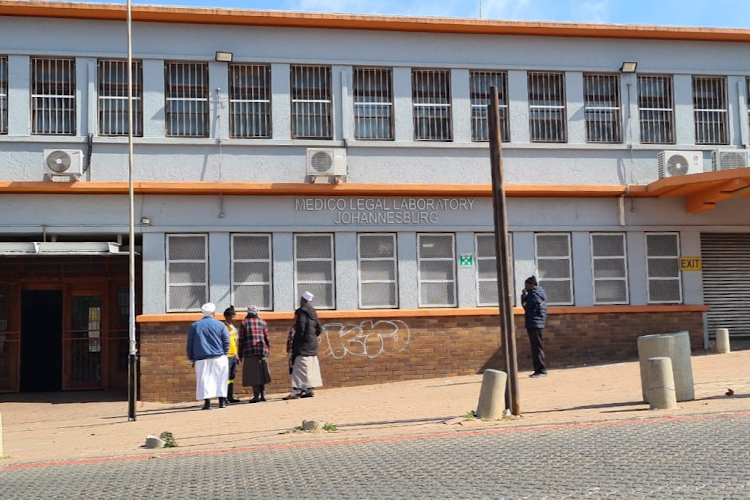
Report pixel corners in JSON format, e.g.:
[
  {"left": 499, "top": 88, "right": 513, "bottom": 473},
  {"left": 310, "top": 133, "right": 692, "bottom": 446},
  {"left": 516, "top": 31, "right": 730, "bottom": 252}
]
[
  {"left": 524, "top": 400, "right": 646, "bottom": 414},
  {"left": 0, "top": 390, "right": 127, "bottom": 405}
]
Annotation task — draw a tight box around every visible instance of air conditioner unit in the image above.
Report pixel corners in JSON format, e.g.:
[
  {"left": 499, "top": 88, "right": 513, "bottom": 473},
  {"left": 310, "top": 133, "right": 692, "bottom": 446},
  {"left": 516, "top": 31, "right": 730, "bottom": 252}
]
[
  {"left": 43, "top": 149, "right": 84, "bottom": 180},
  {"left": 711, "top": 149, "right": 750, "bottom": 171},
  {"left": 657, "top": 150, "right": 703, "bottom": 179},
  {"left": 306, "top": 148, "right": 347, "bottom": 180}
]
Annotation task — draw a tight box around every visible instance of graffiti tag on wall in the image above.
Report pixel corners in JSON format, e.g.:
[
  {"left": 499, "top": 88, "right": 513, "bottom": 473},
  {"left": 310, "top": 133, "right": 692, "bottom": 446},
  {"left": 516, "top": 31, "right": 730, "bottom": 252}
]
[{"left": 321, "top": 320, "right": 411, "bottom": 359}]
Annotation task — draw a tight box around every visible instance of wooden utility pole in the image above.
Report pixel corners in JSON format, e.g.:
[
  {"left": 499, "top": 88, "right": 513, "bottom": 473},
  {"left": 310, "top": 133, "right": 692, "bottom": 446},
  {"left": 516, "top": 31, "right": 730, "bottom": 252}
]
[{"left": 488, "top": 86, "right": 520, "bottom": 415}]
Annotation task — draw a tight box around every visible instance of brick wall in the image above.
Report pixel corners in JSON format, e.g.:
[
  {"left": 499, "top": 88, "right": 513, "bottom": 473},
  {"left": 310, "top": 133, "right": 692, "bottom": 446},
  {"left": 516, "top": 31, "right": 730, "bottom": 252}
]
[{"left": 139, "top": 311, "right": 705, "bottom": 403}]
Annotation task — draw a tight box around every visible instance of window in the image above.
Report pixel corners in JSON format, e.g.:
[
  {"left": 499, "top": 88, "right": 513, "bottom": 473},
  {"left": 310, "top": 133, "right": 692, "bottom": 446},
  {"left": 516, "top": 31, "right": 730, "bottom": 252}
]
[
  {"left": 229, "top": 64, "right": 271, "bottom": 139},
  {"left": 165, "top": 62, "right": 209, "bottom": 137},
  {"left": 353, "top": 67, "right": 393, "bottom": 140},
  {"left": 291, "top": 65, "right": 332, "bottom": 139},
  {"left": 0, "top": 57, "right": 7, "bottom": 135},
  {"left": 294, "top": 234, "right": 335, "bottom": 309},
  {"left": 166, "top": 235, "right": 208, "bottom": 312},
  {"left": 693, "top": 76, "right": 728, "bottom": 145},
  {"left": 412, "top": 69, "right": 452, "bottom": 141},
  {"left": 475, "top": 233, "right": 513, "bottom": 307},
  {"left": 357, "top": 233, "right": 398, "bottom": 308},
  {"left": 645, "top": 233, "right": 682, "bottom": 304},
  {"left": 528, "top": 71, "right": 566, "bottom": 143},
  {"left": 535, "top": 233, "right": 573, "bottom": 305},
  {"left": 418, "top": 233, "right": 456, "bottom": 307},
  {"left": 747, "top": 78, "right": 750, "bottom": 144},
  {"left": 231, "top": 234, "right": 272, "bottom": 310},
  {"left": 638, "top": 75, "right": 675, "bottom": 144},
  {"left": 98, "top": 60, "right": 143, "bottom": 137},
  {"left": 584, "top": 74, "right": 621, "bottom": 143},
  {"left": 591, "top": 233, "right": 628, "bottom": 305},
  {"left": 470, "top": 70, "right": 509, "bottom": 142},
  {"left": 31, "top": 57, "right": 76, "bottom": 135}
]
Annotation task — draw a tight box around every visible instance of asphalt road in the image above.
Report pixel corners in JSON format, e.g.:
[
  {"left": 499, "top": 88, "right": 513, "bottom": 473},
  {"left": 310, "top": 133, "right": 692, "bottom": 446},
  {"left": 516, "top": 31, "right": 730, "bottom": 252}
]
[{"left": 2, "top": 414, "right": 749, "bottom": 499}]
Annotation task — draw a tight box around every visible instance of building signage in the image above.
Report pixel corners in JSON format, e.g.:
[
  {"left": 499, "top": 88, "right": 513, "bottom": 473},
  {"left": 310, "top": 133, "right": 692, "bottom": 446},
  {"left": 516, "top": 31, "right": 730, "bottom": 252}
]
[
  {"left": 679, "top": 257, "right": 702, "bottom": 271},
  {"left": 295, "top": 198, "right": 476, "bottom": 225},
  {"left": 459, "top": 254, "right": 474, "bottom": 268}
]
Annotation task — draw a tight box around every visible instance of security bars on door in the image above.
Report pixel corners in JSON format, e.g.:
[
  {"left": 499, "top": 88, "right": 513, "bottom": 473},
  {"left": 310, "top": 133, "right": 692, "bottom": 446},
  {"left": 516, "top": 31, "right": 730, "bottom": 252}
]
[
  {"left": 645, "top": 232, "right": 682, "bottom": 304},
  {"left": 638, "top": 75, "right": 675, "bottom": 144},
  {"left": 470, "top": 70, "right": 509, "bottom": 142},
  {"left": 412, "top": 69, "right": 452, "bottom": 141},
  {"left": 229, "top": 64, "right": 271, "bottom": 139},
  {"left": 166, "top": 234, "right": 208, "bottom": 312},
  {"left": 0, "top": 57, "right": 7, "bottom": 135},
  {"left": 475, "top": 233, "right": 513, "bottom": 307},
  {"left": 231, "top": 234, "right": 273, "bottom": 310},
  {"left": 353, "top": 67, "right": 393, "bottom": 140},
  {"left": 165, "top": 62, "right": 209, "bottom": 137},
  {"left": 535, "top": 233, "right": 573, "bottom": 305},
  {"left": 291, "top": 65, "right": 332, "bottom": 139},
  {"left": 294, "top": 234, "right": 335, "bottom": 309},
  {"left": 357, "top": 233, "right": 398, "bottom": 309},
  {"left": 693, "top": 76, "right": 728, "bottom": 145},
  {"left": 590, "top": 233, "right": 629, "bottom": 305},
  {"left": 528, "top": 71, "right": 566, "bottom": 143},
  {"left": 31, "top": 57, "right": 76, "bottom": 135},
  {"left": 98, "top": 60, "right": 143, "bottom": 136},
  {"left": 417, "top": 233, "right": 457, "bottom": 308},
  {"left": 583, "top": 74, "right": 622, "bottom": 143}
]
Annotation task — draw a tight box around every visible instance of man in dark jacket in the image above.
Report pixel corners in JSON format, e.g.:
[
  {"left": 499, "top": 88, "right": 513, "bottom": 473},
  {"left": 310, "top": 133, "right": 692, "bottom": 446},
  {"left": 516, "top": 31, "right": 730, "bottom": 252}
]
[
  {"left": 283, "top": 291, "right": 324, "bottom": 400},
  {"left": 521, "top": 276, "right": 548, "bottom": 378}
]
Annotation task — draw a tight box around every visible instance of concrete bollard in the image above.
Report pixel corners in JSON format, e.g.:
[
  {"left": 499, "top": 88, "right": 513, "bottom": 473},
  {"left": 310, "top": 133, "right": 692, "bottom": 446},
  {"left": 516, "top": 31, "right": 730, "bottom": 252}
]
[
  {"left": 637, "top": 331, "right": 694, "bottom": 403},
  {"left": 716, "top": 328, "right": 731, "bottom": 354},
  {"left": 647, "top": 357, "right": 679, "bottom": 410},
  {"left": 475, "top": 369, "right": 508, "bottom": 420}
]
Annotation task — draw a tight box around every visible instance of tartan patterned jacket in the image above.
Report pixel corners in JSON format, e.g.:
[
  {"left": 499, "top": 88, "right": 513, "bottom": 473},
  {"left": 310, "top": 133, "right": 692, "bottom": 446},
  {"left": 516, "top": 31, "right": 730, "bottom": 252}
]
[{"left": 238, "top": 316, "right": 270, "bottom": 359}]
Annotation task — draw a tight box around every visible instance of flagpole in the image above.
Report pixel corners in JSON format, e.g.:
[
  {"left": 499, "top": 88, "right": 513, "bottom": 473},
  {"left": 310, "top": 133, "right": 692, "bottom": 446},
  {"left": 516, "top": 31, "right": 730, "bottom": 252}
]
[{"left": 126, "top": 0, "right": 137, "bottom": 422}]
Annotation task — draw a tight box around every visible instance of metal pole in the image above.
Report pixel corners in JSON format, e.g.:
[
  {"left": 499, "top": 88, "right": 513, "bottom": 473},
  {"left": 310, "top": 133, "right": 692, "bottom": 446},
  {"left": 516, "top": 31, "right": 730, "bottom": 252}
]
[
  {"left": 126, "top": 0, "right": 137, "bottom": 422},
  {"left": 488, "top": 86, "right": 520, "bottom": 415}
]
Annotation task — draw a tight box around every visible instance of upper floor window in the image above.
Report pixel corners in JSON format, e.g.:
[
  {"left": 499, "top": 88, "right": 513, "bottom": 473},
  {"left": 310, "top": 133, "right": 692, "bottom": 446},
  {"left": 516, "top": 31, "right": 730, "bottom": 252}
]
[
  {"left": 165, "top": 62, "right": 209, "bottom": 137},
  {"left": 638, "top": 75, "right": 675, "bottom": 144},
  {"left": 418, "top": 233, "right": 457, "bottom": 307},
  {"left": 470, "top": 70, "right": 509, "bottom": 142},
  {"left": 0, "top": 57, "right": 7, "bottom": 135},
  {"left": 98, "top": 60, "right": 143, "bottom": 137},
  {"left": 535, "top": 233, "right": 573, "bottom": 305},
  {"left": 294, "top": 233, "right": 335, "bottom": 309},
  {"left": 31, "top": 57, "right": 76, "bottom": 135},
  {"left": 693, "top": 76, "right": 728, "bottom": 145},
  {"left": 591, "top": 233, "right": 629, "bottom": 305},
  {"left": 584, "top": 74, "right": 621, "bottom": 143},
  {"left": 291, "top": 65, "right": 332, "bottom": 139},
  {"left": 528, "top": 71, "right": 566, "bottom": 143},
  {"left": 353, "top": 67, "right": 393, "bottom": 140},
  {"left": 231, "top": 234, "right": 273, "bottom": 310},
  {"left": 412, "top": 69, "right": 452, "bottom": 141},
  {"left": 229, "top": 64, "right": 271, "bottom": 139},
  {"left": 166, "top": 234, "right": 208, "bottom": 312},
  {"left": 357, "top": 233, "right": 398, "bottom": 309}
]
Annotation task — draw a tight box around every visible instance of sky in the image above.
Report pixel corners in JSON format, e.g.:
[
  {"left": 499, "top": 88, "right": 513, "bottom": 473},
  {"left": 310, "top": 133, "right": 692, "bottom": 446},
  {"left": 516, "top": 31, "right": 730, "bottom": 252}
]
[{"left": 46, "top": 0, "right": 750, "bottom": 28}]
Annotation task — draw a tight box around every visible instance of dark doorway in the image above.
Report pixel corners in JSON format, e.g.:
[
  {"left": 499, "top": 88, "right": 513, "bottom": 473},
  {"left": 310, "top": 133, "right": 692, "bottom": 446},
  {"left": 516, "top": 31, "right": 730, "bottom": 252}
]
[{"left": 21, "top": 290, "right": 63, "bottom": 392}]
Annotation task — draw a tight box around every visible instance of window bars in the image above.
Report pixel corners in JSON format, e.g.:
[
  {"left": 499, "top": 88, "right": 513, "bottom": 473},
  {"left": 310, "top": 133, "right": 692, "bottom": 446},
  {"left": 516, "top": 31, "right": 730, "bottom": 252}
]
[
  {"left": 528, "top": 71, "right": 566, "bottom": 143},
  {"left": 412, "top": 69, "right": 452, "bottom": 141},
  {"left": 693, "top": 76, "right": 728, "bottom": 145},
  {"left": 31, "top": 57, "right": 76, "bottom": 135},
  {"left": 294, "top": 234, "right": 335, "bottom": 309},
  {"left": 475, "top": 233, "right": 513, "bottom": 307},
  {"left": 534, "top": 233, "right": 574, "bottom": 305},
  {"left": 417, "top": 233, "right": 457, "bottom": 307},
  {"left": 638, "top": 75, "right": 675, "bottom": 144},
  {"left": 229, "top": 64, "right": 271, "bottom": 139},
  {"left": 0, "top": 57, "right": 7, "bottom": 135},
  {"left": 645, "top": 232, "right": 682, "bottom": 304},
  {"left": 291, "top": 65, "right": 332, "bottom": 139},
  {"left": 98, "top": 60, "right": 143, "bottom": 137},
  {"left": 353, "top": 67, "right": 393, "bottom": 140},
  {"left": 470, "top": 70, "right": 509, "bottom": 142},
  {"left": 590, "top": 233, "right": 629, "bottom": 305},
  {"left": 358, "top": 233, "right": 398, "bottom": 308},
  {"left": 583, "top": 74, "right": 622, "bottom": 143},
  {"left": 166, "top": 234, "right": 208, "bottom": 312},
  {"left": 231, "top": 234, "right": 273, "bottom": 310},
  {"left": 165, "top": 62, "right": 209, "bottom": 137}
]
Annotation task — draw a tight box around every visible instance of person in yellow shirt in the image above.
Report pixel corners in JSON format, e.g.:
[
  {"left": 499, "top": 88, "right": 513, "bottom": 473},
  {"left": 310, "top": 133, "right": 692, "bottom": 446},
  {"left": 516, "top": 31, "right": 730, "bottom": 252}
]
[{"left": 223, "top": 306, "right": 241, "bottom": 404}]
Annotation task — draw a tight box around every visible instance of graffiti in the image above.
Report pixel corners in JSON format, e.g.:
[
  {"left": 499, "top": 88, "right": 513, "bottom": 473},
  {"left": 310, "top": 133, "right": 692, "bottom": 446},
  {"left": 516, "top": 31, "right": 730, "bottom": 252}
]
[{"left": 321, "top": 320, "right": 411, "bottom": 359}]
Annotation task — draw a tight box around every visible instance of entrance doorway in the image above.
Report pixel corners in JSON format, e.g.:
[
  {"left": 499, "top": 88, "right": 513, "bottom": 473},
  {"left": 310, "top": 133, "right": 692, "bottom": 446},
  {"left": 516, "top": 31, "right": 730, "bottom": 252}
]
[{"left": 21, "top": 290, "right": 63, "bottom": 392}]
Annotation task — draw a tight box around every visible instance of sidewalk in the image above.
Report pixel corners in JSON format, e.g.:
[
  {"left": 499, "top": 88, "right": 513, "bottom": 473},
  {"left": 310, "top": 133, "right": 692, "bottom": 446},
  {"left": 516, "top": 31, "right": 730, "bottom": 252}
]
[{"left": 1, "top": 350, "right": 749, "bottom": 466}]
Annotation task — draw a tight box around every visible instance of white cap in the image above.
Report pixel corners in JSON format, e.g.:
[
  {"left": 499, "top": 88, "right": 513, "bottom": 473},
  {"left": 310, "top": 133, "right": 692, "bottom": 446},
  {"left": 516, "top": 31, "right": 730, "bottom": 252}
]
[
  {"left": 201, "top": 302, "right": 216, "bottom": 317},
  {"left": 301, "top": 291, "right": 314, "bottom": 302}
]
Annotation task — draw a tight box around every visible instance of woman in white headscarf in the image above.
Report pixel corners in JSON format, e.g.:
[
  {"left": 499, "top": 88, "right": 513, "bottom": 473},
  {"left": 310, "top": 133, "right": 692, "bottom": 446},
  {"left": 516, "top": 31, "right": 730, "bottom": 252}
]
[
  {"left": 283, "top": 291, "right": 324, "bottom": 400},
  {"left": 186, "top": 302, "right": 230, "bottom": 410}
]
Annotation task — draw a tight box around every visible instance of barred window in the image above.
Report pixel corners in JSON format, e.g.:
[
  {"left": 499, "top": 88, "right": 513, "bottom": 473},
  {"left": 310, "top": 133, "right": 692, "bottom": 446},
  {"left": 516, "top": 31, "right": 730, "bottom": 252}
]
[
  {"left": 638, "top": 75, "right": 675, "bottom": 144},
  {"left": 418, "top": 233, "right": 456, "bottom": 308},
  {"left": 358, "top": 233, "right": 398, "bottom": 309},
  {"left": 165, "top": 62, "right": 209, "bottom": 137},
  {"left": 646, "top": 233, "right": 682, "bottom": 304},
  {"left": 535, "top": 233, "right": 573, "bottom": 305},
  {"left": 591, "top": 233, "right": 628, "bottom": 305},
  {"left": 231, "top": 234, "right": 272, "bottom": 310},
  {"left": 31, "top": 57, "right": 76, "bottom": 135},
  {"left": 294, "top": 234, "right": 335, "bottom": 309},
  {"left": 528, "top": 72, "right": 566, "bottom": 143},
  {"left": 747, "top": 78, "right": 750, "bottom": 144},
  {"left": 693, "top": 76, "right": 728, "bottom": 145},
  {"left": 584, "top": 74, "right": 621, "bottom": 143},
  {"left": 291, "top": 65, "right": 332, "bottom": 139},
  {"left": 229, "top": 64, "right": 271, "bottom": 139},
  {"left": 166, "top": 234, "right": 208, "bottom": 312},
  {"left": 470, "top": 70, "right": 509, "bottom": 142},
  {"left": 98, "top": 60, "right": 143, "bottom": 137},
  {"left": 412, "top": 69, "right": 452, "bottom": 141},
  {"left": 353, "top": 67, "right": 393, "bottom": 140},
  {"left": 475, "top": 233, "right": 513, "bottom": 307},
  {"left": 0, "top": 56, "right": 7, "bottom": 135}
]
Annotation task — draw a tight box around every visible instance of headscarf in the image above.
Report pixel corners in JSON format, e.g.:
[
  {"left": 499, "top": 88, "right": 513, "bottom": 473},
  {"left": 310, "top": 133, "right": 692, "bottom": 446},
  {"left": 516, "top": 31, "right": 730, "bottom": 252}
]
[
  {"left": 201, "top": 302, "right": 216, "bottom": 318},
  {"left": 301, "top": 291, "right": 314, "bottom": 302},
  {"left": 223, "top": 306, "right": 236, "bottom": 317},
  {"left": 247, "top": 305, "right": 259, "bottom": 318}
]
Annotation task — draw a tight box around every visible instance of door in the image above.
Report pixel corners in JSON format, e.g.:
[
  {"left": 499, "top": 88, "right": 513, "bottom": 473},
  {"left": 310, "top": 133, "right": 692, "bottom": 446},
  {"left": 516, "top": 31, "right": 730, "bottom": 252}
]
[
  {"left": 0, "top": 285, "right": 20, "bottom": 392},
  {"left": 63, "top": 286, "right": 105, "bottom": 390},
  {"left": 21, "top": 290, "right": 63, "bottom": 392}
]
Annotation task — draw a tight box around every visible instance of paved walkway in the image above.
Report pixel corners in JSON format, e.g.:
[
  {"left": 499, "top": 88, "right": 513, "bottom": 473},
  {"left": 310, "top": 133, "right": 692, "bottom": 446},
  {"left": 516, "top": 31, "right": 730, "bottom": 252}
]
[{"left": 1, "top": 350, "right": 749, "bottom": 466}]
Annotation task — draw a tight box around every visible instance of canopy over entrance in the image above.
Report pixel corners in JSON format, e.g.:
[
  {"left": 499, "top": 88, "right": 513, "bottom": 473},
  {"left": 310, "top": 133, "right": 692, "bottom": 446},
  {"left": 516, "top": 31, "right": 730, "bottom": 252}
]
[{"left": 646, "top": 167, "right": 750, "bottom": 214}]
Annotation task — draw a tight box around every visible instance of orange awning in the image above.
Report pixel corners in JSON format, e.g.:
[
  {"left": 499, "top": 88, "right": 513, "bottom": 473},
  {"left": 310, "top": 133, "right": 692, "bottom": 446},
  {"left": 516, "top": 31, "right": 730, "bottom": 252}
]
[{"left": 646, "top": 167, "right": 750, "bottom": 214}]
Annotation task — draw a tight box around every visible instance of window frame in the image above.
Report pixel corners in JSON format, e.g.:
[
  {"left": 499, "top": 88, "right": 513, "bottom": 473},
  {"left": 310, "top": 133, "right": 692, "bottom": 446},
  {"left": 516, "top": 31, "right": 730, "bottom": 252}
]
[
  {"left": 165, "top": 234, "right": 209, "bottom": 313},
  {"left": 412, "top": 68, "right": 453, "bottom": 142},
  {"left": 293, "top": 233, "right": 336, "bottom": 310},
  {"left": 228, "top": 63, "right": 272, "bottom": 139},
  {"left": 470, "top": 70, "right": 510, "bottom": 142},
  {"left": 31, "top": 57, "right": 76, "bottom": 136},
  {"left": 417, "top": 233, "right": 457, "bottom": 308},
  {"left": 357, "top": 233, "right": 399, "bottom": 309},
  {"left": 353, "top": 67, "right": 394, "bottom": 141},
  {"left": 637, "top": 74, "right": 675, "bottom": 145},
  {"left": 230, "top": 233, "right": 273, "bottom": 311},
  {"left": 645, "top": 232, "right": 683, "bottom": 305},
  {"left": 290, "top": 64, "right": 333, "bottom": 140},
  {"left": 475, "top": 232, "right": 513, "bottom": 307},
  {"left": 527, "top": 71, "right": 567, "bottom": 143},
  {"left": 692, "top": 75, "right": 729, "bottom": 146},
  {"left": 583, "top": 73, "right": 622, "bottom": 144},
  {"left": 534, "top": 232, "right": 574, "bottom": 306},
  {"left": 97, "top": 59, "right": 143, "bottom": 137},
  {"left": 0, "top": 56, "right": 7, "bottom": 135},
  {"left": 164, "top": 61, "right": 209, "bottom": 138},
  {"left": 590, "top": 232, "right": 629, "bottom": 305}
]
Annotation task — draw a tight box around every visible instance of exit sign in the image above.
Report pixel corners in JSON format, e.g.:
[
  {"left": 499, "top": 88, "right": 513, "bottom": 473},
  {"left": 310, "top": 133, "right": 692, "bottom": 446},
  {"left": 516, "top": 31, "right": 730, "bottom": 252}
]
[{"left": 680, "top": 257, "right": 702, "bottom": 271}]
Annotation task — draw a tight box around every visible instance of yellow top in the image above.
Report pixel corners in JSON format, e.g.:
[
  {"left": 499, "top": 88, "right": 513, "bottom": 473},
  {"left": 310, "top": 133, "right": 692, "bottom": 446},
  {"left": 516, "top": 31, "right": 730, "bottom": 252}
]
[{"left": 226, "top": 323, "right": 238, "bottom": 358}]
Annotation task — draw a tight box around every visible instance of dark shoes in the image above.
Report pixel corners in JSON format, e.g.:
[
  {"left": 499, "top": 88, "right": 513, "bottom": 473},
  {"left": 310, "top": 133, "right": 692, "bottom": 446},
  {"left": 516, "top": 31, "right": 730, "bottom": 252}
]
[
  {"left": 529, "top": 372, "right": 547, "bottom": 378},
  {"left": 201, "top": 399, "right": 211, "bottom": 410},
  {"left": 300, "top": 390, "right": 315, "bottom": 398},
  {"left": 218, "top": 397, "right": 228, "bottom": 408},
  {"left": 227, "top": 385, "right": 240, "bottom": 404},
  {"left": 248, "top": 397, "right": 261, "bottom": 404}
]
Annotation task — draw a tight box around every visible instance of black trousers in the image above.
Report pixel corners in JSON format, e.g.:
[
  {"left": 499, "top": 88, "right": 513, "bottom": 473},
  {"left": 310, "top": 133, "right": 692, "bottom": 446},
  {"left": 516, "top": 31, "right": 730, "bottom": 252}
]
[{"left": 526, "top": 328, "right": 546, "bottom": 374}]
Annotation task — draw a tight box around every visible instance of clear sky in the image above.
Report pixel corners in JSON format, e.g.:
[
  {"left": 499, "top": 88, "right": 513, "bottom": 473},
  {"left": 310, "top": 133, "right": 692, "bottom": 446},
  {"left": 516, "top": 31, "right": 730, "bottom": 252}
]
[{"left": 50, "top": 0, "right": 750, "bottom": 28}]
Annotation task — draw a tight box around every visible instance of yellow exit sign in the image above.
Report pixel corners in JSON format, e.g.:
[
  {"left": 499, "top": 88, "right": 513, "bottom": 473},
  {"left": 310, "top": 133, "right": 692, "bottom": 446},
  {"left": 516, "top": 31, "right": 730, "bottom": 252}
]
[{"left": 680, "top": 257, "right": 702, "bottom": 271}]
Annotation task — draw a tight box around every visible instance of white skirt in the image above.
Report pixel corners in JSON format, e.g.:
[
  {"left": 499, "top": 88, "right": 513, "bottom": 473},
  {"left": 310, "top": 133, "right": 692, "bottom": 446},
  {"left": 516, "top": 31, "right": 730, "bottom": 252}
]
[
  {"left": 195, "top": 356, "right": 229, "bottom": 400},
  {"left": 291, "top": 355, "right": 323, "bottom": 389}
]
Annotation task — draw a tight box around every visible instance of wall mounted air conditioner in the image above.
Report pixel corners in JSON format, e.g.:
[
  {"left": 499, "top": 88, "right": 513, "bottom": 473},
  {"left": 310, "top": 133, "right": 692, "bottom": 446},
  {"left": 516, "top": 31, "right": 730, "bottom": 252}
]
[
  {"left": 306, "top": 148, "right": 347, "bottom": 181},
  {"left": 711, "top": 149, "right": 750, "bottom": 171},
  {"left": 657, "top": 150, "right": 703, "bottom": 179},
  {"left": 43, "top": 149, "right": 84, "bottom": 181}
]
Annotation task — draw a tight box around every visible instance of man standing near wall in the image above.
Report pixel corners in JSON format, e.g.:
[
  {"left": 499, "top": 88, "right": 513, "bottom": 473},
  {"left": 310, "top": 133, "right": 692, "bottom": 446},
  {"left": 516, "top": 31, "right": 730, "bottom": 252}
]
[
  {"left": 187, "top": 302, "right": 230, "bottom": 409},
  {"left": 283, "top": 291, "right": 324, "bottom": 400},
  {"left": 522, "top": 276, "right": 548, "bottom": 378},
  {"left": 223, "top": 306, "right": 241, "bottom": 404}
]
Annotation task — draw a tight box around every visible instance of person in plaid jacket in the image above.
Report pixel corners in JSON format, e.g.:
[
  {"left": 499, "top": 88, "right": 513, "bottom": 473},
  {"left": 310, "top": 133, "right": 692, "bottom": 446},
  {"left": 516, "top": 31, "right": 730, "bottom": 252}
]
[{"left": 238, "top": 305, "right": 272, "bottom": 403}]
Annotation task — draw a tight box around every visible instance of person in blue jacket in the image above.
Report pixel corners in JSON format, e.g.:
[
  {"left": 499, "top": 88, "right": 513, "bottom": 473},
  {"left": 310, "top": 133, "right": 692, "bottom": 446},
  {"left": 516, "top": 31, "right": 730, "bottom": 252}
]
[
  {"left": 187, "top": 302, "right": 230, "bottom": 409},
  {"left": 521, "top": 276, "right": 548, "bottom": 378}
]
